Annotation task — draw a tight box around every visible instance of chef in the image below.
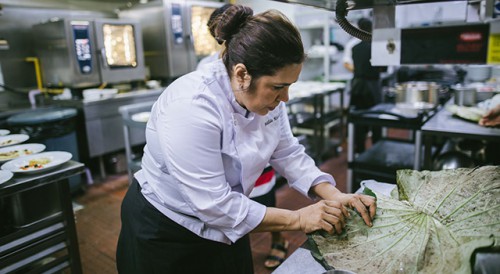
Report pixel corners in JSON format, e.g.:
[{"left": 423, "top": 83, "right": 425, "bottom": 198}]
[{"left": 116, "top": 5, "right": 376, "bottom": 274}]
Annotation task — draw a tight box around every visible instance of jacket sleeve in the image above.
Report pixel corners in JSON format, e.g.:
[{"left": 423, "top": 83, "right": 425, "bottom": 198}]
[
  {"left": 269, "top": 103, "right": 335, "bottom": 198},
  {"left": 156, "top": 94, "right": 266, "bottom": 242}
]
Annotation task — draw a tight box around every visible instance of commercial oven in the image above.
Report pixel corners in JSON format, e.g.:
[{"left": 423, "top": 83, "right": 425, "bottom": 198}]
[
  {"left": 119, "top": 0, "right": 223, "bottom": 80},
  {"left": 32, "top": 18, "right": 146, "bottom": 88}
]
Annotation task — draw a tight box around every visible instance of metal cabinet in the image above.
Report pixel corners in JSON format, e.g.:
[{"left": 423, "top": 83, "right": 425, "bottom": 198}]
[
  {"left": 0, "top": 161, "right": 85, "bottom": 273},
  {"left": 53, "top": 88, "right": 162, "bottom": 178}
]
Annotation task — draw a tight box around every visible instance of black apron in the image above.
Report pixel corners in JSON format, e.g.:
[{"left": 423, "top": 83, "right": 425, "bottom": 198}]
[{"left": 116, "top": 180, "right": 254, "bottom": 274}]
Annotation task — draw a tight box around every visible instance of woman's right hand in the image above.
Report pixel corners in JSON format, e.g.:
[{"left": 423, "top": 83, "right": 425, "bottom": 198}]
[{"left": 296, "top": 200, "right": 350, "bottom": 235}]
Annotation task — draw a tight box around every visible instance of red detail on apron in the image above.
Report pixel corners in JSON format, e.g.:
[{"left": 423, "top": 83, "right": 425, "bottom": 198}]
[{"left": 254, "top": 169, "right": 275, "bottom": 187}]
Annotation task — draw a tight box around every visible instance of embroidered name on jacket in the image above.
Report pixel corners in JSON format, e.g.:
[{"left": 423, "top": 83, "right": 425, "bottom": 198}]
[{"left": 264, "top": 116, "right": 279, "bottom": 126}]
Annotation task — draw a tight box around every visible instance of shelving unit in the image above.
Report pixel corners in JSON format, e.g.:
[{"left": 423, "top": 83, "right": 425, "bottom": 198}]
[
  {"left": 294, "top": 7, "right": 371, "bottom": 82},
  {"left": 288, "top": 81, "right": 346, "bottom": 163},
  {"left": 0, "top": 161, "right": 85, "bottom": 274},
  {"left": 295, "top": 9, "right": 333, "bottom": 82},
  {"left": 347, "top": 104, "right": 436, "bottom": 192}
]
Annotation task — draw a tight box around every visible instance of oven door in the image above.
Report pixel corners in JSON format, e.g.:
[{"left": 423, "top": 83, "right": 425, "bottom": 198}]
[
  {"left": 185, "top": 1, "right": 224, "bottom": 64},
  {"left": 93, "top": 19, "right": 146, "bottom": 84}
]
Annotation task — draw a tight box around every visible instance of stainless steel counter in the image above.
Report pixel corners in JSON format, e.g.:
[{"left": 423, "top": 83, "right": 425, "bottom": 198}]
[
  {"left": 421, "top": 107, "right": 500, "bottom": 168},
  {"left": 0, "top": 160, "right": 85, "bottom": 274},
  {"left": 273, "top": 243, "right": 326, "bottom": 274},
  {"left": 52, "top": 88, "right": 164, "bottom": 177}
]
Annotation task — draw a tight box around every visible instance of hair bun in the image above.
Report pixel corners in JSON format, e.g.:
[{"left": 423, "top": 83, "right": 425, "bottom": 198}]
[{"left": 215, "top": 5, "right": 253, "bottom": 44}]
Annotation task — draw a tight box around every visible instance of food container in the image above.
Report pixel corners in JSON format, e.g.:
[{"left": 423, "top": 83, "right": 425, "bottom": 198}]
[
  {"left": 465, "top": 65, "right": 491, "bottom": 82},
  {"left": 392, "top": 81, "right": 440, "bottom": 115},
  {"left": 395, "top": 82, "right": 440, "bottom": 105},
  {"left": 452, "top": 85, "right": 477, "bottom": 106}
]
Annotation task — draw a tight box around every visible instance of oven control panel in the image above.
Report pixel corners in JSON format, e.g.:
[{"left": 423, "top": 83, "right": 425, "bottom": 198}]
[{"left": 71, "top": 21, "right": 93, "bottom": 74}]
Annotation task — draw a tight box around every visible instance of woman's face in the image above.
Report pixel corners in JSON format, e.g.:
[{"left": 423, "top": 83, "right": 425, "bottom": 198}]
[{"left": 237, "top": 63, "right": 302, "bottom": 116}]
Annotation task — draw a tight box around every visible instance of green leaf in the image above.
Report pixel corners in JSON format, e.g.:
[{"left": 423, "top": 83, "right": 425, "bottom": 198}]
[
  {"left": 362, "top": 186, "right": 376, "bottom": 198},
  {"left": 312, "top": 166, "right": 500, "bottom": 274}
]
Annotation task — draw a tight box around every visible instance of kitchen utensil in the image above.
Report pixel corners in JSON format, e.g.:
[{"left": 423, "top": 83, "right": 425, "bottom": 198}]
[
  {"left": 0, "top": 170, "right": 13, "bottom": 184},
  {"left": 0, "top": 134, "right": 29, "bottom": 148},
  {"left": 1, "top": 151, "right": 72, "bottom": 174},
  {"left": 395, "top": 81, "right": 439, "bottom": 104},
  {"left": 452, "top": 85, "right": 476, "bottom": 106},
  {"left": 465, "top": 65, "right": 491, "bottom": 82},
  {"left": 393, "top": 81, "right": 441, "bottom": 114},
  {"left": 456, "top": 139, "right": 486, "bottom": 164},
  {"left": 433, "top": 151, "right": 475, "bottom": 170},
  {"left": 0, "top": 143, "right": 46, "bottom": 163},
  {"left": 323, "top": 270, "right": 357, "bottom": 274}
]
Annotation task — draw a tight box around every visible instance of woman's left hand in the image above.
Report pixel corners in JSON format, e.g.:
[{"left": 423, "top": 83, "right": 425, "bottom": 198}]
[
  {"left": 311, "top": 183, "right": 377, "bottom": 227},
  {"left": 334, "top": 193, "right": 376, "bottom": 227}
]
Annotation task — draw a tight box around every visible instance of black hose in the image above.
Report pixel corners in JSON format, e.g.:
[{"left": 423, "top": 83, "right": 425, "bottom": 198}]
[{"left": 335, "top": 0, "right": 372, "bottom": 41}]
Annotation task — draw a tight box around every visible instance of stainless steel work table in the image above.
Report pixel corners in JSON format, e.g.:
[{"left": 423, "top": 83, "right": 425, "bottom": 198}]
[
  {"left": 421, "top": 107, "right": 500, "bottom": 169},
  {"left": 273, "top": 240, "right": 327, "bottom": 274},
  {"left": 0, "top": 161, "right": 85, "bottom": 274},
  {"left": 52, "top": 88, "right": 163, "bottom": 178}
]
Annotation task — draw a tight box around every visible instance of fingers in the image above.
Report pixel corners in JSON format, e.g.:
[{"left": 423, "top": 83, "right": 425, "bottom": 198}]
[
  {"left": 359, "top": 194, "right": 377, "bottom": 219},
  {"left": 350, "top": 194, "right": 376, "bottom": 226},
  {"left": 324, "top": 200, "right": 348, "bottom": 222},
  {"left": 351, "top": 198, "right": 372, "bottom": 226},
  {"left": 298, "top": 200, "right": 349, "bottom": 234}
]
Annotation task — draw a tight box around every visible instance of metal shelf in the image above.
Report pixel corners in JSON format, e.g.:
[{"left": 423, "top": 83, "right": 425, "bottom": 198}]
[
  {"left": 346, "top": 103, "right": 437, "bottom": 192},
  {"left": 0, "top": 161, "right": 85, "bottom": 274},
  {"left": 288, "top": 87, "right": 345, "bottom": 163}
]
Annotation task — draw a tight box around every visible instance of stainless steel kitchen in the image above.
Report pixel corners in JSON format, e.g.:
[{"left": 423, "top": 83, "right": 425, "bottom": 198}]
[{"left": 0, "top": 0, "right": 499, "bottom": 273}]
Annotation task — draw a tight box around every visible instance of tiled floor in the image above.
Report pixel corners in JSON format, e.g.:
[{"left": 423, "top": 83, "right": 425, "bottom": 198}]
[{"left": 72, "top": 144, "right": 350, "bottom": 274}]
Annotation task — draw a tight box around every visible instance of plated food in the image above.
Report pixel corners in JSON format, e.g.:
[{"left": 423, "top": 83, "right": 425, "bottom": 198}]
[
  {"left": 0, "top": 170, "right": 13, "bottom": 184},
  {"left": 0, "top": 129, "right": 10, "bottom": 136},
  {"left": 1, "top": 151, "right": 73, "bottom": 174},
  {"left": 0, "top": 134, "right": 29, "bottom": 148},
  {"left": 0, "top": 143, "right": 46, "bottom": 162}
]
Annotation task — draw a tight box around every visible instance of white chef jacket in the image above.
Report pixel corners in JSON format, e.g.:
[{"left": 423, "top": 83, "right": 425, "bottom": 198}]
[
  {"left": 135, "top": 59, "right": 335, "bottom": 244},
  {"left": 342, "top": 37, "right": 361, "bottom": 68}
]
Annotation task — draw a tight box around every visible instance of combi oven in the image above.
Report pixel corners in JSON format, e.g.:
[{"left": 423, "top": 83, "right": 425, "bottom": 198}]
[{"left": 33, "top": 18, "right": 146, "bottom": 89}]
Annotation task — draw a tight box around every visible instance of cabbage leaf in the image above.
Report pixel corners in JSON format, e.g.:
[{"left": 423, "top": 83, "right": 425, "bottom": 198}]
[{"left": 311, "top": 166, "right": 500, "bottom": 273}]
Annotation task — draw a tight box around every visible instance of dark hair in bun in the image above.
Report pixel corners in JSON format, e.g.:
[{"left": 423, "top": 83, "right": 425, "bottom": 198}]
[
  {"left": 212, "top": 5, "right": 305, "bottom": 80},
  {"left": 207, "top": 4, "right": 233, "bottom": 39},
  {"left": 214, "top": 5, "right": 253, "bottom": 44}
]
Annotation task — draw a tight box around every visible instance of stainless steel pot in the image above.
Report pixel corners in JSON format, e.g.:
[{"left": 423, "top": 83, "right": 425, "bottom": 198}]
[
  {"left": 452, "top": 85, "right": 476, "bottom": 106},
  {"left": 393, "top": 81, "right": 440, "bottom": 114},
  {"left": 395, "top": 81, "right": 440, "bottom": 105}
]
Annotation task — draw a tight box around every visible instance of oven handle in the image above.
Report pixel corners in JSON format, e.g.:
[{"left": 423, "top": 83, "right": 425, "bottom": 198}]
[{"left": 100, "top": 48, "right": 108, "bottom": 68}]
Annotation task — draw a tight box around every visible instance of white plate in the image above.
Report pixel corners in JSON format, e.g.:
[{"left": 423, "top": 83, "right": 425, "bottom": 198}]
[
  {"left": 0, "top": 143, "right": 46, "bottom": 163},
  {"left": 1, "top": 151, "right": 72, "bottom": 174},
  {"left": 0, "top": 134, "right": 29, "bottom": 148},
  {"left": 131, "top": 111, "right": 150, "bottom": 123},
  {"left": 0, "top": 170, "right": 13, "bottom": 184},
  {"left": 0, "top": 129, "right": 10, "bottom": 136}
]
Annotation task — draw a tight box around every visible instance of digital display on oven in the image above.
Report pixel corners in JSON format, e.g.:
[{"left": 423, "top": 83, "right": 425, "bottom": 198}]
[{"left": 71, "top": 21, "right": 93, "bottom": 74}]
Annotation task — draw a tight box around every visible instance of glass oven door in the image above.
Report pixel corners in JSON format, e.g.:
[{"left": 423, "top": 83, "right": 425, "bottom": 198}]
[{"left": 93, "top": 19, "right": 146, "bottom": 84}]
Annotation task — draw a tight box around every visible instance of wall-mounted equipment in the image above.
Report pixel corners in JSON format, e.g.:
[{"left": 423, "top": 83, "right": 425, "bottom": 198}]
[
  {"left": 32, "top": 18, "right": 146, "bottom": 88},
  {"left": 119, "top": 0, "right": 223, "bottom": 80}
]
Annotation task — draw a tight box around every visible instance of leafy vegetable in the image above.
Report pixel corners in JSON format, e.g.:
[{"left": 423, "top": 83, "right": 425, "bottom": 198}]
[{"left": 312, "top": 166, "right": 500, "bottom": 274}]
